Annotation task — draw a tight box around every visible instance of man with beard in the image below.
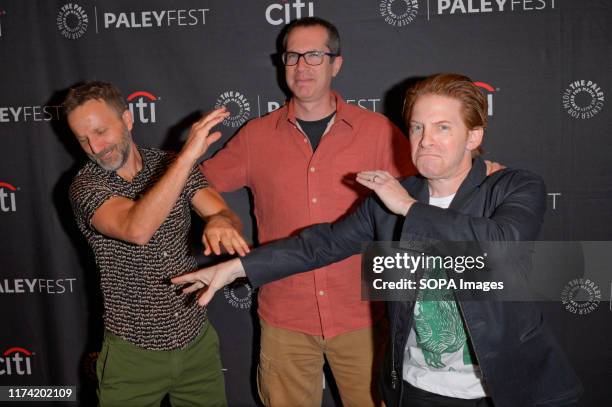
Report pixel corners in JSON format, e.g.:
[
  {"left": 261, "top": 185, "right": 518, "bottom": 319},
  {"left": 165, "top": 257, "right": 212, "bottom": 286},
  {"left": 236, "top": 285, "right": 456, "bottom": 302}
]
[{"left": 65, "top": 81, "right": 248, "bottom": 406}]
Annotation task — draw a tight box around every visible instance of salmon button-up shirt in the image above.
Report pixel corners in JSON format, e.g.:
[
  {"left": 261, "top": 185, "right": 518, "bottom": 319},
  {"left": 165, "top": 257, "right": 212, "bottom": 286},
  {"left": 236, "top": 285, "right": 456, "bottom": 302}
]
[{"left": 201, "top": 92, "right": 415, "bottom": 338}]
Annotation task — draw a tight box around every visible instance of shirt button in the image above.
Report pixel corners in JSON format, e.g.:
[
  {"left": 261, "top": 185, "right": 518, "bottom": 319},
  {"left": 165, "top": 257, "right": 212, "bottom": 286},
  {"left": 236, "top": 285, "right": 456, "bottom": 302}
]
[
  {"left": 303, "top": 138, "right": 308, "bottom": 143},
  {"left": 311, "top": 198, "right": 317, "bottom": 203},
  {"left": 319, "top": 290, "right": 325, "bottom": 296},
  {"left": 310, "top": 166, "right": 316, "bottom": 172}
]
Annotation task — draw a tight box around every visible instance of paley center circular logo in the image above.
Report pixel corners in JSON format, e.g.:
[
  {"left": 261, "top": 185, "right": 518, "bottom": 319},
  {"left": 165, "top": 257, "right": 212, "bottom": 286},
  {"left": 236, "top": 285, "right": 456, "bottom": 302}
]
[
  {"left": 561, "top": 278, "right": 601, "bottom": 315},
  {"left": 562, "top": 79, "right": 605, "bottom": 120},
  {"left": 57, "top": 3, "right": 89, "bottom": 40},
  {"left": 223, "top": 282, "right": 253, "bottom": 310},
  {"left": 214, "top": 91, "right": 251, "bottom": 128},
  {"left": 379, "top": 0, "right": 419, "bottom": 27}
]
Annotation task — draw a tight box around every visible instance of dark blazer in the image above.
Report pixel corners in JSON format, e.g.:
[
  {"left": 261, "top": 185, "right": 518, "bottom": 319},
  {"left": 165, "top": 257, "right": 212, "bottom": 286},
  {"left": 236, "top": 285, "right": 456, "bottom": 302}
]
[{"left": 243, "top": 157, "right": 582, "bottom": 407}]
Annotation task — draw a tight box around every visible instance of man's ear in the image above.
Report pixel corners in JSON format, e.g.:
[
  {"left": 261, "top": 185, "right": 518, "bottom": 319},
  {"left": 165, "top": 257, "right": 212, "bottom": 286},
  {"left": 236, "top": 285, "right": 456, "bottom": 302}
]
[
  {"left": 467, "top": 127, "right": 484, "bottom": 151},
  {"left": 122, "top": 108, "right": 134, "bottom": 132},
  {"left": 331, "top": 55, "right": 343, "bottom": 77}
]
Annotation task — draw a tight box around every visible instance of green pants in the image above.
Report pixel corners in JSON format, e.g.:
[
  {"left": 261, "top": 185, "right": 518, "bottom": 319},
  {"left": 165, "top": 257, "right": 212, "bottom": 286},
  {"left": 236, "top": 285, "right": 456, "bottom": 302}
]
[{"left": 96, "top": 322, "right": 227, "bottom": 407}]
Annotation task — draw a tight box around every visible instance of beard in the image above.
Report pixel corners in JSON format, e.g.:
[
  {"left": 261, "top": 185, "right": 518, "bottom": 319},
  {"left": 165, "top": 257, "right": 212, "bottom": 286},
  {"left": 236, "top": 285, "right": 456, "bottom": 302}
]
[{"left": 88, "top": 126, "right": 132, "bottom": 171}]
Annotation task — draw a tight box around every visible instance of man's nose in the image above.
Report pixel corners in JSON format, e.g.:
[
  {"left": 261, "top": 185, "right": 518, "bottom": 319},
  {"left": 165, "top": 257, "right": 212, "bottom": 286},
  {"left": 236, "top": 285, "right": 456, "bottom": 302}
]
[
  {"left": 420, "top": 126, "right": 435, "bottom": 147},
  {"left": 88, "top": 137, "right": 105, "bottom": 155},
  {"left": 295, "top": 54, "right": 308, "bottom": 70}
]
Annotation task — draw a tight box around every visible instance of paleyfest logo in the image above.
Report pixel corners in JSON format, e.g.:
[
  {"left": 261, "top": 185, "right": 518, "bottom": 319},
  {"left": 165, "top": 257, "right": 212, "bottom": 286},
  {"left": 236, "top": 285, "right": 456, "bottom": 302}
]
[
  {"left": 561, "top": 278, "right": 601, "bottom": 315},
  {"left": 562, "top": 80, "right": 605, "bottom": 120},
  {"left": 57, "top": 3, "right": 88, "bottom": 39},
  {"left": 215, "top": 91, "right": 251, "bottom": 128},
  {"left": 102, "top": 9, "right": 209, "bottom": 29},
  {"left": 379, "top": 0, "right": 419, "bottom": 27},
  {"left": 58, "top": 4, "right": 209, "bottom": 37},
  {"left": 0, "top": 278, "right": 77, "bottom": 295},
  {"left": 436, "top": 0, "right": 556, "bottom": 14},
  {"left": 0, "top": 105, "right": 62, "bottom": 122}
]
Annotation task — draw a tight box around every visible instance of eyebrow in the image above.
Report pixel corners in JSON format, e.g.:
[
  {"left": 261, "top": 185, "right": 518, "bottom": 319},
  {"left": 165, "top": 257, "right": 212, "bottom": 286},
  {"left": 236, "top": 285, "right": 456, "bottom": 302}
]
[
  {"left": 409, "top": 120, "right": 452, "bottom": 125},
  {"left": 286, "top": 49, "right": 326, "bottom": 53}
]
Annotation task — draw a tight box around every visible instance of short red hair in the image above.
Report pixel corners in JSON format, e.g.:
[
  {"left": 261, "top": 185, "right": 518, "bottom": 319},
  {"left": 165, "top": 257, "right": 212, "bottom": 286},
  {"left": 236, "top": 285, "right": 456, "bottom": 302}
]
[{"left": 403, "top": 73, "right": 487, "bottom": 155}]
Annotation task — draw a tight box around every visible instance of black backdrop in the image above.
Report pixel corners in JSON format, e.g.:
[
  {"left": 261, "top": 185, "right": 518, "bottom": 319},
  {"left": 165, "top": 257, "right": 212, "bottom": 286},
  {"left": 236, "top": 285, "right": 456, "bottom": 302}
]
[{"left": 0, "top": 1, "right": 611, "bottom": 406}]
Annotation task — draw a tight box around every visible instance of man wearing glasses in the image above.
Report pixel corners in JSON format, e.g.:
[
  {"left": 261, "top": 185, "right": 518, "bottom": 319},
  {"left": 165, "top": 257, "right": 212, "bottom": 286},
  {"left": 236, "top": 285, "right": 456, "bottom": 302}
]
[{"left": 199, "top": 17, "right": 414, "bottom": 407}]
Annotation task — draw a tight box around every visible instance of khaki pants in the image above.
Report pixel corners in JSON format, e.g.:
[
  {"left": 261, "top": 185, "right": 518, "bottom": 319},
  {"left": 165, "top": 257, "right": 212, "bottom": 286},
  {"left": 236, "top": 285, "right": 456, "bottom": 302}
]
[
  {"left": 96, "top": 322, "right": 226, "bottom": 407},
  {"left": 257, "top": 319, "right": 382, "bottom": 407}
]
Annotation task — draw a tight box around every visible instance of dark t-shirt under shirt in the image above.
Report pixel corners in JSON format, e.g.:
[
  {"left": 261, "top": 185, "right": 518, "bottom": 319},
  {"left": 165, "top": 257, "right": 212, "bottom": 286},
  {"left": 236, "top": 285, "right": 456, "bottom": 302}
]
[{"left": 297, "top": 111, "right": 336, "bottom": 151}]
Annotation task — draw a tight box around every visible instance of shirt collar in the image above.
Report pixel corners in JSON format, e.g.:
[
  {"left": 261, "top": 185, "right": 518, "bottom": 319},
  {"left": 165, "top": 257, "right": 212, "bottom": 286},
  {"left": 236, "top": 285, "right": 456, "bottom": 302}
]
[{"left": 275, "top": 91, "right": 356, "bottom": 130}]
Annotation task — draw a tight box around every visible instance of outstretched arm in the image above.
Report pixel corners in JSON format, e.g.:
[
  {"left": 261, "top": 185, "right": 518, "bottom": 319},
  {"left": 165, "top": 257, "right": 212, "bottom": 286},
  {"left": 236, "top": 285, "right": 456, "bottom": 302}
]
[
  {"left": 172, "top": 258, "right": 246, "bottom": 306},
  {"left": 356, "top": 168, "right": 545, "bottom": 242},
  {"left": 172, "top": 191, "right": 382, "bottom": 306}
]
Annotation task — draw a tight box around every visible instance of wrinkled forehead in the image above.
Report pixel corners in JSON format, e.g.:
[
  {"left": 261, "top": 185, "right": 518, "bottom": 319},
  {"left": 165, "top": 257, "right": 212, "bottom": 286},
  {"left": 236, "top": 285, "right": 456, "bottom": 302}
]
[
  {"left": 71, "top": 99, "right": 125, "bottom": 120},
  {"left": 68, "top": 99, "right": 125, "bottom": 131}
]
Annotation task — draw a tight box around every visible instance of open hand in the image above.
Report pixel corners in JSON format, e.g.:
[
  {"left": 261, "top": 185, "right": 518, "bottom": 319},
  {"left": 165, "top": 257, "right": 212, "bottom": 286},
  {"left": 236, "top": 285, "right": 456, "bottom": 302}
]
[
  {"left": 356, "top": 170, "right": 416, "bottom": 216},
  {"left": 171, "top": 258, "right": 247, "bottom": 307},
  {"left": 181, "top": 107, "right": 230, "bottom": 163},
  {"left": 202, "top": 215, "right": 250, "bottom": 257}
]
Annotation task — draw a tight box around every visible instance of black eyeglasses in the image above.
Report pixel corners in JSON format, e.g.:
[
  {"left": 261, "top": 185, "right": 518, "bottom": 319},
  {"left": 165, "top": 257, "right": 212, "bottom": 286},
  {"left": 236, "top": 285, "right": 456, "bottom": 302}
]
[{"left": 282, "top": 51, "right": 338, "bottom": 66}]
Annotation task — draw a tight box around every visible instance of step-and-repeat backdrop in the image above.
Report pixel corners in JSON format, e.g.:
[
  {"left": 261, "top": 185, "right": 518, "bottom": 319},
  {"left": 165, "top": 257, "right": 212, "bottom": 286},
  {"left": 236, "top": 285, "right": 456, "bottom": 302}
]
[{"left": 1, "top": 1, "right": 610, "bottom": 405}]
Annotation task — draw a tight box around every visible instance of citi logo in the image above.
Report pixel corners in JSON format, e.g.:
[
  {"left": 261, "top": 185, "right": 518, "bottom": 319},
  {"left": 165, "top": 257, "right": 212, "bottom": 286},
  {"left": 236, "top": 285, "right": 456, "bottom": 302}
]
[
  {"left": 0, "top": 347, "right": 33, "bottom": 375},
  {"left": 474, "top": 82, "right": 496, "bottom": 116},
  {"left": 265, "top": 0, "right": 314, "bottom": 26},
  {"left": 0, "top": 182, "right": 17, "bottom": 212},
  {"left": 127, "top": 91, "right": 158, "bottom": 124}
]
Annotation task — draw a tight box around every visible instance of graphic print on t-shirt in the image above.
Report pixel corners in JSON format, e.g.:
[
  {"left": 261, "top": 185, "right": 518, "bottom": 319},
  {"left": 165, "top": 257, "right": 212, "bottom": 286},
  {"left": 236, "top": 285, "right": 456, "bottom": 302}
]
[{"left": 413, "top": 260, "right": 475, "bottom": 369}]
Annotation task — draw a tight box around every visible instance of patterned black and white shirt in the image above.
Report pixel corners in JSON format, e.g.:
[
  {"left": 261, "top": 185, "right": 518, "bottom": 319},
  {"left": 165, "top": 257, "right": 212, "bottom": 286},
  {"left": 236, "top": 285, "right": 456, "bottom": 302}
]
[{"left": 70, "top": 147, "right": 208, "bottom": 350}]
